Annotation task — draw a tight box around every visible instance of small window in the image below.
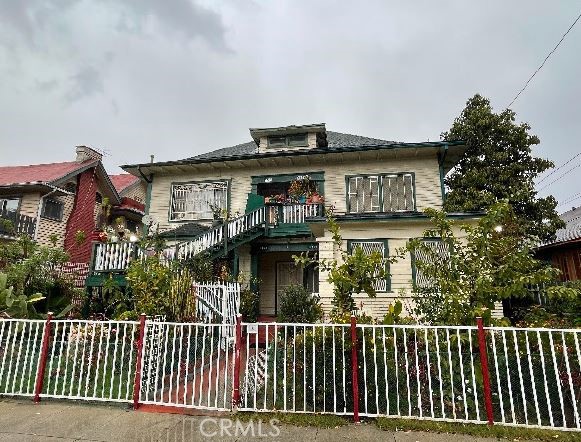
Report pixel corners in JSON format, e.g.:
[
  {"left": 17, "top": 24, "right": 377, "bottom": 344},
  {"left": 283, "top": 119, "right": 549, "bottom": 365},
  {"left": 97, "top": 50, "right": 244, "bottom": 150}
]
[
  {"left": 0, "top": 197, "right": 20, "bottom": 215},
  {"left": 267, "top": 133, "right": 308, "bottom": 148},
  {"left": 348, "top": 240, "right": 390, "bottom": 292},
  {"left": 412, "top": 239, "right": 450, "bottom": 289},
  {"left": 41, "top": 199, "right": 64, "bottom": 221}
]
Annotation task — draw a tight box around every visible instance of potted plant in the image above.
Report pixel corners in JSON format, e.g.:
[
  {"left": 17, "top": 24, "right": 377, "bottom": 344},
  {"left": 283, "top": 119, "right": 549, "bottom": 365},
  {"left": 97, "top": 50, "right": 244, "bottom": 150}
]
[
  {"left": 209, "top": 204, "right": 224, "bottom": 226},
  {"left": 289, "top": 177, "right": 316, "bottom": 204}
]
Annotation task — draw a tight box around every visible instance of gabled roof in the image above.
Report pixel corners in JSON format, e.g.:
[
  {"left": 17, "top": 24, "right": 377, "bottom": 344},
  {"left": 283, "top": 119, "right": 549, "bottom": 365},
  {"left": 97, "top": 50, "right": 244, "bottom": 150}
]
[
  {"left": 109, "top": 174, "right": 140, "bottom": 193},
  {"left": 0, "top": 160, "right": 97, "bottom": 187},
  {"left": 0, "top": 158, "right": 121, "bottom": 205}
]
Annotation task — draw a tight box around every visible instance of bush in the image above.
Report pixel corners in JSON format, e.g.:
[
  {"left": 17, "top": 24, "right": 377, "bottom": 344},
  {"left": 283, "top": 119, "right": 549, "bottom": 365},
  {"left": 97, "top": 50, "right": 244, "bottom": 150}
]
[
  {"left": 240, "top": 288, "right": 259, "bottom": 322},
  {"left": 277, "top": 284, "right": 323, "bottom": 323}
]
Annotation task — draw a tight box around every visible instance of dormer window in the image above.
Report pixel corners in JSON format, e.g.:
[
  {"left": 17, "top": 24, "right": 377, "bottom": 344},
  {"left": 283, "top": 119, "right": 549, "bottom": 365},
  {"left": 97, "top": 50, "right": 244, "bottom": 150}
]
[{"left": 268, "top": 133, "right": 308, "bottom": 148}]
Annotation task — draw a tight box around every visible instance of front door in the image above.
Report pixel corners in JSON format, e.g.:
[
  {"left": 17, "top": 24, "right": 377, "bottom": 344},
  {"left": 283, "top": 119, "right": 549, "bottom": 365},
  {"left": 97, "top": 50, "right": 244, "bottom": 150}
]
[{"left": 276, "top": 262, "right": 303, "bottom": 314}]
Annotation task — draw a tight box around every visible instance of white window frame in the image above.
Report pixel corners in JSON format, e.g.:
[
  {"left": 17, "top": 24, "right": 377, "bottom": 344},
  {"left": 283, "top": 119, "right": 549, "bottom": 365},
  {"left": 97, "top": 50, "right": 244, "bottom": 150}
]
[
  {"left": 169, "top": 181, "right": 228, "bottom": 221},
  {"left": 348, "top": 239, "right": 390, "bottom": 292}
]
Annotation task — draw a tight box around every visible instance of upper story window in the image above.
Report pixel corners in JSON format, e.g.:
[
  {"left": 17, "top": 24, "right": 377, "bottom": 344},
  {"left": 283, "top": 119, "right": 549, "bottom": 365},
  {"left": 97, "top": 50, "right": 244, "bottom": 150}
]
[
  {"left": 347, "top": 173, "right": 415, "bottom": 213},
  {"left": 268, "top": 133, "right": 308, "bottom": 148},
  {"left": 170, "top": 181, "right": 228, "bottom": 221},
  {"left": 348, "top": 240, "right": 390, "bottom": 292},
  {"left": 0, "top": 197, "right": 20, "bottom": 215},
  {"left": 41, "top": 198, "right": 64, "bottom": 221}
]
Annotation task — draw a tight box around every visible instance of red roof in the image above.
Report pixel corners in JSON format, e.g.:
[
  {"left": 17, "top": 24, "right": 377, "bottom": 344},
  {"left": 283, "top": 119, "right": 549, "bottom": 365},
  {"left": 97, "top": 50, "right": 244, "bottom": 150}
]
[
  {"left": 109, "top": 174, "right": 139, "bottom": 193},
  {"left": 0, "top": 160, "right": 95, "bottom": 186}
]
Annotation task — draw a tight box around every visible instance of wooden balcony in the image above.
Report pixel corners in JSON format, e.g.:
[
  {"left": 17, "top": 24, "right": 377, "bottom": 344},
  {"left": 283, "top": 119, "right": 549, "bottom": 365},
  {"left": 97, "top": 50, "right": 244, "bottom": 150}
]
[{"left": 0, "top": 209, "right": 36, "bottom": 238}]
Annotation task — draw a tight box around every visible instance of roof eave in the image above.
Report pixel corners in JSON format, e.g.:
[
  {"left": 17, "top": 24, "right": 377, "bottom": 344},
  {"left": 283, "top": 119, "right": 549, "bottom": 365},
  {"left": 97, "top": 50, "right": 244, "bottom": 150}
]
[{"left": 121, "top": 140, "right": 466, "bottom": 176}]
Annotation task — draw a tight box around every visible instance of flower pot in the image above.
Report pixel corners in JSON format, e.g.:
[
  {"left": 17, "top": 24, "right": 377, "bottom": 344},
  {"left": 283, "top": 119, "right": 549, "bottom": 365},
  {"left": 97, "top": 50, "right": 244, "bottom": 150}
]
[{"left": 299, "top": 196, "right": 307, "bottom": 204}]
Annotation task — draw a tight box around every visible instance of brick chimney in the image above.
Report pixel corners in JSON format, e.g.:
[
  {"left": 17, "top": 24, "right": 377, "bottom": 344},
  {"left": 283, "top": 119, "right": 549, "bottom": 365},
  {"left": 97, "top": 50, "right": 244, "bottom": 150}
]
[{"left": 75, "top": 145, "right": 103, "bottom": 162}]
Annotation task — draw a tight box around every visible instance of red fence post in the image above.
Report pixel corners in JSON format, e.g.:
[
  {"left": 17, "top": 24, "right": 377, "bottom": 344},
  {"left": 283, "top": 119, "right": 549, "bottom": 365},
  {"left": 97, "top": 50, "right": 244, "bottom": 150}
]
[
  {"left": 350, "top": 315, "right": 360, "bottom": 423},
  {"left": 232, "top": 314, "right": 242, "bottom": 408},
  {"left": 33, "top": 312, "right": 53, "bottom": 403},
  {"left": 133, "top": 314, "right": 147, "bottom": 410},
  {"left": 476, "top": 317, "right": 494, "bottom": 425}
]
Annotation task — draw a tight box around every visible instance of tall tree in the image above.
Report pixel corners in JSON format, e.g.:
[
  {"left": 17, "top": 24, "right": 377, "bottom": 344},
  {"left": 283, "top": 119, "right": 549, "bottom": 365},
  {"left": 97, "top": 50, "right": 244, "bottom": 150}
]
[{"left": 442, "top": 94, "right": 564, "bottom": 241}]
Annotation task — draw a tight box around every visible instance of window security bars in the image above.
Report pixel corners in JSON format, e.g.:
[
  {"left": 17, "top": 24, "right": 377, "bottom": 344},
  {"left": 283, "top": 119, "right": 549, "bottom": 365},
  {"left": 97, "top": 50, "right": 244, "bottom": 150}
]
[
  {"left": 347, "top": 173, "right": 414, "bottom": 213},
  {"left": 170, "top": 181, "right": 228, "bottom": 221},
  {"left": 349, "top": 240, "right": 389, "bottom": 292},
  {"left": 413, "top": 239, "right": 451, "bottom": 289}
]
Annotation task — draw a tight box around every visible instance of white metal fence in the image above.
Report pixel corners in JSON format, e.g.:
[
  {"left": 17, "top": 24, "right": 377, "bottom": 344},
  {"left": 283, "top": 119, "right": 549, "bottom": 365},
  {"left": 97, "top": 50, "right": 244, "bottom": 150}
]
[
  {"left": 238, "top": 321, "right": 581, "bottom": 431},
  {"left": 1, "top": 315, "right": 579, "bottom": 432}
]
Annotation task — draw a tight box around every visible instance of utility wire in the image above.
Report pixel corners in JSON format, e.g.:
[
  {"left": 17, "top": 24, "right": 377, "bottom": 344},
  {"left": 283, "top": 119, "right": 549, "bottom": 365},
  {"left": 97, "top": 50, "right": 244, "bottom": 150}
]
[
  {"left": 557, "top": 190, "right": 581, "bottom": 206},
  {"left": 507, "top": 9, "right": 581, "bottom": 108},
  {"left": 536, "top": 152, "right": 581, "bottom": 184},
  {"left": 537, "top": 162, "right": 581, "bottom": 192}
]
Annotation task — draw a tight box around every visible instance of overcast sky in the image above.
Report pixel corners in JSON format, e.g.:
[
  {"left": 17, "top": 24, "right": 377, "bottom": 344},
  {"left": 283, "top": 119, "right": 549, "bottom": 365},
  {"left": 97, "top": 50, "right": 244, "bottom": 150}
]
[{"left": 1, "top": 1, "right": 580, "bottom": 212}]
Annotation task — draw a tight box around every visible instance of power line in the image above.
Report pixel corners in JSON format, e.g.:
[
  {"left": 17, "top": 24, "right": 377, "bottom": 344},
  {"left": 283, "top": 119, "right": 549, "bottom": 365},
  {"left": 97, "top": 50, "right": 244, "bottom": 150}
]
[
  {"left": 536, "top": 152, "right": 581, "bottom": 184},
  {"left": 537, "top": 162, "right": 581, "bottom": 192},
  {"left": 506, "top": 9, "right": 581, "bottom": 109}
]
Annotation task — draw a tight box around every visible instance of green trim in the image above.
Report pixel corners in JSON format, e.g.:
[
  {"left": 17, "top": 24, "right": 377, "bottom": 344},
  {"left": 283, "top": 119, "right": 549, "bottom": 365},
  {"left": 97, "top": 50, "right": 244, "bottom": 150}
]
[
  {"left": 252, "top": 242, "right": 318, "bottom": 253},
  {"left": 251, "top": 172, "right": 325, "bottom": 186},
  {"left": 144, "top": 180, "right": 152, "bottom": 215},
  {"left": 307, "top": 212, "right": 484, "bottom": 223},
  {"left": 347, "top": 238, "right": 391, "bottom": 293},
  {"left": 167, "top": 178, "right": 231, "bottom": 223},
  {"left": 122, "top": 140, "right": 466, "bottom": 170},
  {"left": 345, "top": 172, "right": 417, "bottom": 214},
  {"left": 437, "top": 144, "right": 448, "bottom": 204}
]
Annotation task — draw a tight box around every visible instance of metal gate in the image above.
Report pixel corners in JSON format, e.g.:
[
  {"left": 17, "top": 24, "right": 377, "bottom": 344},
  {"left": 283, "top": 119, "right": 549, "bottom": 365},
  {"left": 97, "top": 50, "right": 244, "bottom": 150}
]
[{"left": 138, "top": 321, "right": 234, "bottom": 411}]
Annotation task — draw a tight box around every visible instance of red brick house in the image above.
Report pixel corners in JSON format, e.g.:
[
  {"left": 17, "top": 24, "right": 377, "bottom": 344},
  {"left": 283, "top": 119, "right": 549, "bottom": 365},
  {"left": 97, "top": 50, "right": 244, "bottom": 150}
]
[{"left": 0, "top": 146, "right": 145, "bottom": 264}]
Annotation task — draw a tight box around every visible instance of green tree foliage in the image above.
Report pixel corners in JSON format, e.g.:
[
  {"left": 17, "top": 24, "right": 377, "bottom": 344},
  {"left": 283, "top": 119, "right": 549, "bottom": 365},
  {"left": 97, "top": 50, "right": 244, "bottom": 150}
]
[
  {"left": 406, "top": 201, "right": 557, "bottom": 325},
  {"left": 294, "top": 209, "right": 393, "bottom": 314},
  {"left": 442, "top": 94, "right": 564, "bottom": 241},
  {"left": 0, "top": 236, "right": 75, "bottom": 318}
]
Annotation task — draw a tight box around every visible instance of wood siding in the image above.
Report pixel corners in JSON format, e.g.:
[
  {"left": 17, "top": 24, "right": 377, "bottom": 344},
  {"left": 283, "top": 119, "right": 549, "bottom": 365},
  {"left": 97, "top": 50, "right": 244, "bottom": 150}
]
[{"left": 147, "top": 150, "right": 442, "bottom": 232}]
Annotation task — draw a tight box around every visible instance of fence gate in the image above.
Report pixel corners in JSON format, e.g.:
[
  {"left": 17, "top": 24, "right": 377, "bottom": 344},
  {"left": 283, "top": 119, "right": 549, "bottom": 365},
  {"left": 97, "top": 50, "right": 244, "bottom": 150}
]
[{"left": 138, "top": 321, "right": 234, "bottom": 411}]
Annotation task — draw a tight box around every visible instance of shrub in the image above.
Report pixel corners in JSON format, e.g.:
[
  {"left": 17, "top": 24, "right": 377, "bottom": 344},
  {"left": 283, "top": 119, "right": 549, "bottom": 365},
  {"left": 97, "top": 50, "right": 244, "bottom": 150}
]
[
  {"left": 240, "top": 288, "right": 259, "bottom": 322},
  {"left": 277, "top": 284, "right": 323, "bottom": 323}
]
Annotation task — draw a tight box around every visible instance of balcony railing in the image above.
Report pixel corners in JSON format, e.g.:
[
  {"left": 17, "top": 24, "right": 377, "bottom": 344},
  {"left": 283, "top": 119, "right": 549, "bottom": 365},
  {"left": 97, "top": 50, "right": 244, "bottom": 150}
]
[
  {"left": 0, "top": 210, "right": 36, "bottom": 238},
  {"left": 266, "top": 203, "right": 324, "bottom": 224}
]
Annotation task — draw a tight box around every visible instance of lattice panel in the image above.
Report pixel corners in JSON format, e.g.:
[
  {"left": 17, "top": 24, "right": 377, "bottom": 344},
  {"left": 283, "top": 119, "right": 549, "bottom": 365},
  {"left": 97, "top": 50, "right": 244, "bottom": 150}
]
[
  {"left": 414, "top": 239, "right": 450, "bottom": 289},
  {"left": 350, "top": 240, "right": 389, "bottom": 292},
  {"left": 382, "top": 173, "right": 414, "bottom": 212},
  {"left": 348, "top": 176, "right": 380, "bottom": 213}
]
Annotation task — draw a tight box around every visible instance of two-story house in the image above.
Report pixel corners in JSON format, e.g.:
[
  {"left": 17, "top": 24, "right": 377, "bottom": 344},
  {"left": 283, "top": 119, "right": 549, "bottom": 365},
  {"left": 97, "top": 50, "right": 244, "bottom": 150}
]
[
  {"left": 0, "top": 146, "right": 146, "bottom": 265},
  {"left": 118, "top": 123, "right": 477, "bottom": 318}
]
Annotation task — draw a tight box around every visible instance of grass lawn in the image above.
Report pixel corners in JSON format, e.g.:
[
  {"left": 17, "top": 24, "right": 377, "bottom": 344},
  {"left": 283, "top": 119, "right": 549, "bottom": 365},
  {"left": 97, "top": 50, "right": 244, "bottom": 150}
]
[
  {"left": 375, "top": 417, "right": 581, "bottom": 442},
  {"left": 236, "top": 412, "right": 580, "bottom": 441}
]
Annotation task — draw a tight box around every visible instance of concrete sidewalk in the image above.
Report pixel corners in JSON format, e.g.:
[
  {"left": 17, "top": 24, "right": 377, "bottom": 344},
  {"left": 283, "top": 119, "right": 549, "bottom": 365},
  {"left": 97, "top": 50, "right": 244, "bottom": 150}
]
[{"left": 0, "top": 398, "right": 498, "bottom": 442}]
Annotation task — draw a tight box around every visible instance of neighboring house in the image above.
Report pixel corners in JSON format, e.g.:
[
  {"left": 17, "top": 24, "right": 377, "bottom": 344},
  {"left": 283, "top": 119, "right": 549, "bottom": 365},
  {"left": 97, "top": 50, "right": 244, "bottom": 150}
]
[
  {"left": 114, "top": 123, "right": 479, "bottom": 318},
  {"left": 0, "top": 146, "right": 144, "bottom": 264},
  {"left": 109, "top": 174, "right": 147, "bottom": 233},
  {"left": 536, "top": 206, "right": 581, "bottom": 281}
]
